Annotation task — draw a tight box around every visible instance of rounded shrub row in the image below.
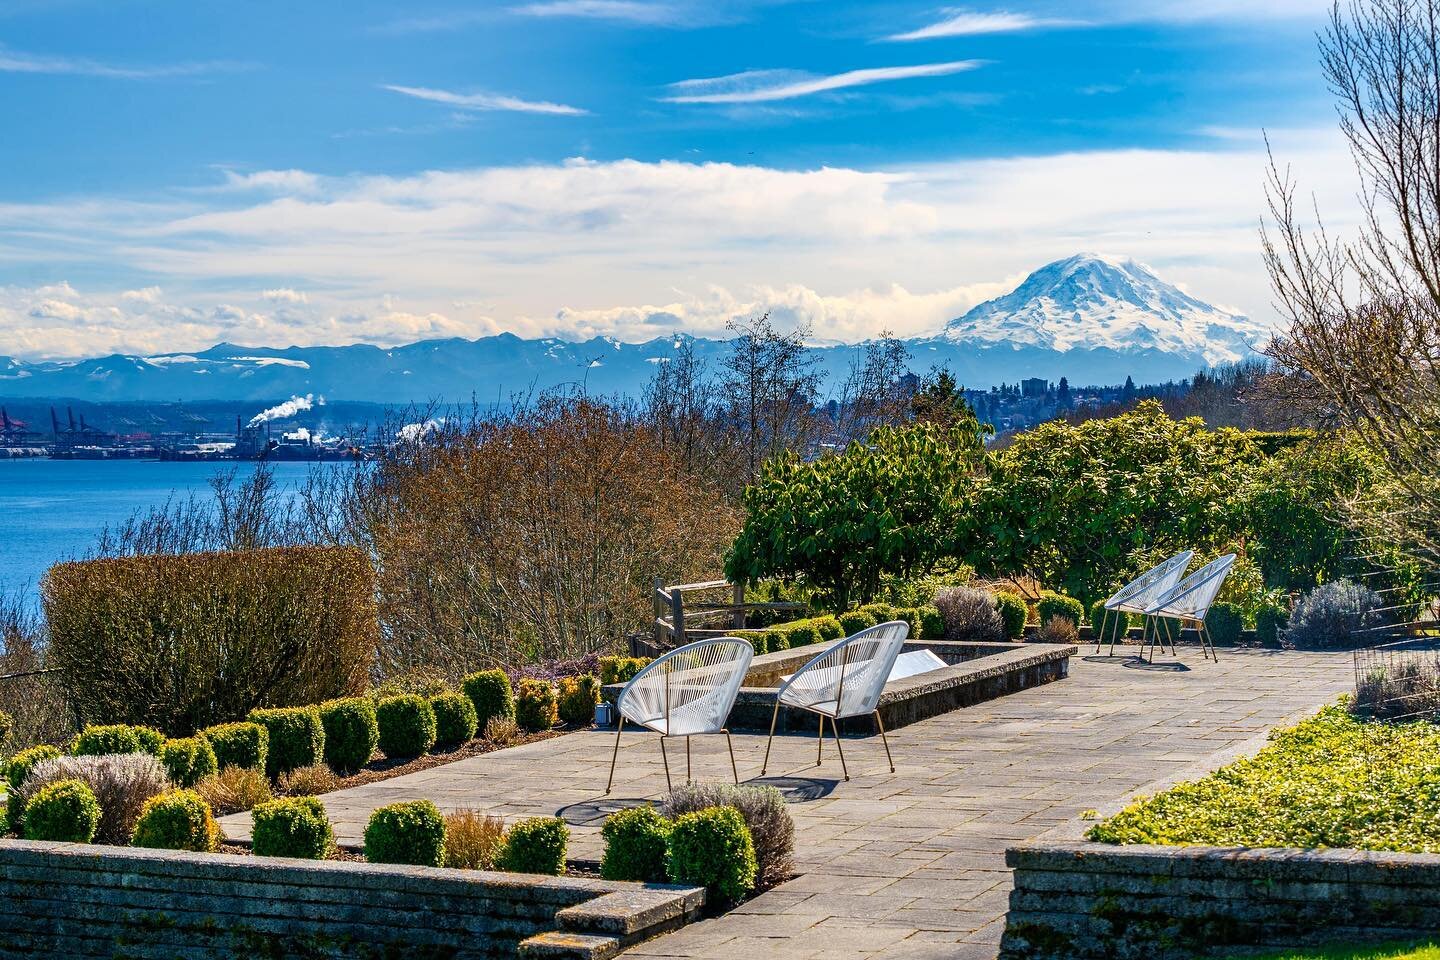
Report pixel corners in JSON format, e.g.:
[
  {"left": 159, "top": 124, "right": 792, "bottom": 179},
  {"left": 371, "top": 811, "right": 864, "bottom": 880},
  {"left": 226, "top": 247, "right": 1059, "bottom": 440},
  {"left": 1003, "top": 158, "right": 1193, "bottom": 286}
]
[{"left": 601, "top": 803, "right": 757, "bottom": 905}]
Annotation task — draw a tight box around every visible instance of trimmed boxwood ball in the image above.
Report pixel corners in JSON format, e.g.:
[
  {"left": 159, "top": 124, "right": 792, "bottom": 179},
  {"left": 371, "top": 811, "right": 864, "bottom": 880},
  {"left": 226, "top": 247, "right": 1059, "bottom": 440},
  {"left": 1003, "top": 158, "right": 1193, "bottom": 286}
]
[
  {"left": 918, "top": 605, "right": 945, "bottom": 641},
  {"left": 160, "top": 736, "right": 219, "bottom": 788},
  {"left": 1087, "top": 600, "right": 1131, "bottom": 641},
  {"left": 247, "top": 706, "right": 325, "bottom": 778},
  {"left": 858, "top": 602, "right": 896, "bottom": 623},
  {"left": 556, "top": 675, "right": 600, "bottom": 727},
  {"left": 597, "top": 657, "right": 648, "bottom": 686},
  {"left": 318, "top": 697, "right": 379, "bottom": 773},
  {"left": 375, "top": 694, "right": 437, "bottom": 758},
  {"left": 498, "top": 816, "right": 568, "bottom": 875},
  {"left": 761, "top": 629, "right": 787, "bottom": 653},
  {"left": 131, "top": 789, "right": 221, "bottom": 852},
  {"left": 1205, "top": 601, "right": 1244, "bottom": 647},
  {"left": 430, "top": 692, "right": 479, "bottom": 748},
  {"left": 1256, "top": 603, "right": 1288, "bottom": 649},
  {"left": 23, "top": 778, "right": 100, "bottom": 843},
  {"left": 514, "top": 679, "right": 558, "bottom": 732},
  {"left": 666, "top": 806, "right": 757, "bottom": 905},
  {"left": 201, "top": 721, "right": 269, "bottom": 772},
  {"left": 461, "top": 669, "right": 515, "bottom": 729},
  {"left": 600, "top": 805, "right": 671, "bottom": 883},
  {"left": 70, "top": 724, "right": 164, "bottom": 757},
  {"left": 836, "top": 609, "right": 877, "bottom": 636},
  {"left": 1037, "top": 592, "right": 1084, "bottom": 628},
  {"left": 251, "top": 796, "right": 334, "bottom": 860},
  {"left": 784, "top": 622, "right": 823, "bottom": 648},
  {"left": 6, "top": 744, "right": 61, "bottom": 826},
  {"left": 810, "top": 616, "right": 844, "bottom": 642},
  {"left": 994, "top": 592, "right": 1028, "bottom": 640},
  {"left": 364, "top": 799, "right": 446, "bottom": 867}
]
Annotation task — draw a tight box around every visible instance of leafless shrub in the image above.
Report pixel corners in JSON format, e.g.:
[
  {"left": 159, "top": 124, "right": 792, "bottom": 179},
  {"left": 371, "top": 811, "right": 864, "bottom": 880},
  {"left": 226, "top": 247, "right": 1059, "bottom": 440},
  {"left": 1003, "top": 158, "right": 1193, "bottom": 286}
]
[
  {"left": 663, "top": 782, "right": 795, "bottom": 887},
  {"left": 195, "top": 766, "right": 273, "bottom": 816},
  {"left": 934, "top": 586, "right": 1004, "bottom": 642},
  {"left": 20, "top": 753, "right": 170, "bottom": 844},
  {"left": 0, "top": 588, "right": 70, "bottom": 751},
  {"left": 443, "top": 809, "right": 507, "bottom": 869}
]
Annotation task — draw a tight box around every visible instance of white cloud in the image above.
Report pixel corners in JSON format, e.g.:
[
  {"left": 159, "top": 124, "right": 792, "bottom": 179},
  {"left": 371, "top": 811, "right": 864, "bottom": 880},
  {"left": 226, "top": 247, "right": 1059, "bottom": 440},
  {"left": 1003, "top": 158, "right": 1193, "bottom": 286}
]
[
  {"left": 888, "top": 10, "right": 1083, "bottom": 40},
  {"left": 221, "top": 169, "right": 323, "bottom": 193},
  {"left": 510, "top": 1, "right": 690, "bottom": 24},
  {"left": 0, "top": 130, "right": 1360, "bottom": 359},
  {"left": 663, "top": 61, "right": 984, "bottom": 104},
  {"left": 0, "top": 44, "right": 247, "bottom": 79},
  {"left": 382, "top": 84, "right": 587, "bottom": 116}
]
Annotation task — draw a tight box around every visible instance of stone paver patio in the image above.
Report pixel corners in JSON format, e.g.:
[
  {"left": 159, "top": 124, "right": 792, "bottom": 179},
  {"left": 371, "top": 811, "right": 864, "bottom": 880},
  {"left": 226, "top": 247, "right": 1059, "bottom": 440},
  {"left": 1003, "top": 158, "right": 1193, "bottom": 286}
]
[{"left": 220, "top": 648, "right": 1353, "bottom": 959}]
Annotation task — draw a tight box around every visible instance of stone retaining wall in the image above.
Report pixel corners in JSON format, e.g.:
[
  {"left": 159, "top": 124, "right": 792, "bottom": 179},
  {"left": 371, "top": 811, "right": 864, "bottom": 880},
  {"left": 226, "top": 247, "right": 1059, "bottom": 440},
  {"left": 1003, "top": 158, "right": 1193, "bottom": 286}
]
[
  {"left": 0, "top": 838, "right": 703, "bottom": 960},
  {"left": 1001, "top": 841, "right": 1440, "bottom": 960}
]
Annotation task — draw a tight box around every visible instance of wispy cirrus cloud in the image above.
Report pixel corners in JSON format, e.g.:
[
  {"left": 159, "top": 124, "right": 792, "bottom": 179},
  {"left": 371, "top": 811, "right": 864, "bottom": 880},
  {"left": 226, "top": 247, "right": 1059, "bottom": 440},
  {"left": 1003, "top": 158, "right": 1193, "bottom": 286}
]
[
  {"left": 888, "top": 9, "right": 1083, "bottom": 40},
  {"left": 383, "top": 84, "right": 587, "bottom": 116},
  {"left": 509, "top": 1, "right": 694, "bottom": 24},
  {"left": 663, "top": 61, "right": 983, "bottom": 104},
  {"left": 0, "top": 44, "right": 250, "bottom": 79}
]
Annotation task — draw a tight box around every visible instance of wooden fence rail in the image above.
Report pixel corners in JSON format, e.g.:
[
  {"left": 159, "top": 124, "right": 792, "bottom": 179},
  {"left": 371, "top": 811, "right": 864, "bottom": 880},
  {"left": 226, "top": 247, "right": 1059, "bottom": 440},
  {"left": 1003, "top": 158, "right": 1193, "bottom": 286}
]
[{"left": 649, "top": 578, "right": 806, "bottom": 652}]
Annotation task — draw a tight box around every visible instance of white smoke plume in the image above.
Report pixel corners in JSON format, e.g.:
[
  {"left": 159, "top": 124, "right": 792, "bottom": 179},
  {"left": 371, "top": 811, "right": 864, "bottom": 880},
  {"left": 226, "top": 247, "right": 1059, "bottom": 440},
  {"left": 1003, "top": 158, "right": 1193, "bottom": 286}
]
[
  {"left": 396, "top": 418, "right": 444, "bottom": 443},
  {"left": 247, "top": 393, "right": 314, "bottom": 428}
]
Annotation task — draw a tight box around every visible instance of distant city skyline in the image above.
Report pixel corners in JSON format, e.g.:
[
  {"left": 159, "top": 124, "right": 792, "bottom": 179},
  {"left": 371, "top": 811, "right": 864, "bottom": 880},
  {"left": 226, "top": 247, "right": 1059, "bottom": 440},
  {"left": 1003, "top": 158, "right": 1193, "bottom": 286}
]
[{"left": 0, "top": 0, "right": 1355, "bottom": 360}]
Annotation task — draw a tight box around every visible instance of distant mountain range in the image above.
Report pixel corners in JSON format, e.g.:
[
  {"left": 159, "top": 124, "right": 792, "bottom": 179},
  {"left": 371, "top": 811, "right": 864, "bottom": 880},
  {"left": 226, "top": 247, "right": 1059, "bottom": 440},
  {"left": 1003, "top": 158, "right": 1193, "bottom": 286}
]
[{"left": 0, "top": 255, "right": 1269, "bottom": 404}]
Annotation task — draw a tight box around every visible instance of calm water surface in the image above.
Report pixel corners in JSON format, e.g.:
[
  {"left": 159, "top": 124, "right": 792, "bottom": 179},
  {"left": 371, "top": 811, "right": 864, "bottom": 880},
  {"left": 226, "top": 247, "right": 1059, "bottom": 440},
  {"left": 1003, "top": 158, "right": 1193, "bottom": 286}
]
[{"left": 0, "top": 460, "right": 325, "bottom": 612}]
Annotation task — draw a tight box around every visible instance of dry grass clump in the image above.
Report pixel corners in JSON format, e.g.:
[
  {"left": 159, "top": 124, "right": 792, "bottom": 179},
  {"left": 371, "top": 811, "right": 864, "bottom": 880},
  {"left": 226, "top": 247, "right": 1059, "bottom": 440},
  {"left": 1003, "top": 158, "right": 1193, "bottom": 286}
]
[
  {"left": 195, "top": 766, "right": 273, "bottom": 816},
  {"left": 483, "top": 715, "right": 521, "bottom": 745},
  {"left": 443, "top": 809, "right": 507, "bottom": 869},
  {"left": 1037, "top": 616, "right": 1079, "bottom": 645},
  {"left": 278, "top": 763, "right": 342, "bottom": 797}
]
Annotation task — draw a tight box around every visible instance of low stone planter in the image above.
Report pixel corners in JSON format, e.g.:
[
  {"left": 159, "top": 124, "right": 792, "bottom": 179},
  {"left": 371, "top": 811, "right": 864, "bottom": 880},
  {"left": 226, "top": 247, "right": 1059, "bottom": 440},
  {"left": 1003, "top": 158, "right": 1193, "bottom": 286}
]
[
  {"left": 0, "top": 838, "right": 703, "bottom": 960},
  {"left": 1001, "top": 840, "right": 1440, "bottom": 960},
  {"left": 603, "top": 639, "right": 1074, "bottom": 733}
]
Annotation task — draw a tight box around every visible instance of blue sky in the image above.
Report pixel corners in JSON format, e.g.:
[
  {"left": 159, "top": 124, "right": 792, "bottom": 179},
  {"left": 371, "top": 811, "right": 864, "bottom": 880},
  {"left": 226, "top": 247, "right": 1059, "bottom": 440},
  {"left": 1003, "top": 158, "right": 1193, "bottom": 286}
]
[{"left": 0, "top": 0, "right": 1354, "bottom": 358}]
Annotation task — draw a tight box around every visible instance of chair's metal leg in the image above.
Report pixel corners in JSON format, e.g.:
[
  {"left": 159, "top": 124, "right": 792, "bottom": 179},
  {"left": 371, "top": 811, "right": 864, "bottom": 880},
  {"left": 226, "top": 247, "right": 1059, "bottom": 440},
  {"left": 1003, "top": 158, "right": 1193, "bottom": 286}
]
[
  {"left": 874, "top": 711, "right": 894, "bottom": 773},
  {"left": 724, "top": 729, "right": 739, "bottom": 785},
  {"left": 1200, "top": 622, "right": 1218, "bottom": 662},
  {"left": 686, "top": 735, "right": 692, "bottom": 783},
  {"left": 1095, "top": 608, "right": 1108, "bottom": 654},
  {"left": 830, "top": 716, "right": 849, "bottom": 781},
  {"left": 604, "top": 716, "right": 625, "bottom": 794},
  {"left": 761, "top": 701, "right": 780, "bottom": 776},
  {"left": 658, "top": 735, "right": 672, "bottom": 793},
  {"left": 816, "top": 713, "right": 824, "bottom": 766},
  {"left": 1108, "top": 609, "right": 1123, "bottom": 657}
]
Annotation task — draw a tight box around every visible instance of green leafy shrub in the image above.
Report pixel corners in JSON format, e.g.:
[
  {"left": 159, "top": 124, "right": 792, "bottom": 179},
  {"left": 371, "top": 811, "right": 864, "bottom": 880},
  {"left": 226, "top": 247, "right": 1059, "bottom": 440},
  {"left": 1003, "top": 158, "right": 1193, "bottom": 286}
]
[
  {"left": 783, "top": 622, "right": 823, "bottom": 648},
  {"left": 23, "top": 778, "right": 100, "bottom": 843},
  {"left": 759, "top": 630, "right": 785, "bottom": 653},
  {"left": 666, "top": 806, "right": 757, "bottom": 904},
  {"left": 1088, "top": 600, "right": 1131, "bottom": 640},
  {"left": 160, "top": 736, "right": 218, "bottom": 788},
  {"left": 247, "top": 706, "right": 325, "bottom": 777},
  {"left": 1037, "top": 592, "right": 1084, "bottom": 627},
  {"left": 514, "top": 679, "right": 558, "bottom": 732},
  {"left": 131, "top": 789, "right": 221, "bottom": 851},
  {"left": 837, "top": 609, "right": 878, "bottom": 636},
  {"left": 934, "top": 586, "right": 1003, "bottom": 642},
  {"left": 201, "top": 721, "right": 268, "bottom": 772},
  {"left": 1088, "top": 705, "right": 1440, "bottom": 851},
  {"left": 318, "top": 697, "right": 379, "bottom": 773},
  {"left": 1206, "top": 601, "right": 1244, "bottom": 647},
  {"left": 995, "top": 592, "right": 1028, "bottom": 639},
  {"left": 597, "top": 658, "right": 649, "bottom": 687},
  {"left": 878, "top": 565, "right": 977, "bottom": 607},
  {"left": 857, "top": 602, "right": 896, "bottom": 623},
  {"left": 1285, "top": 580, "right": 1385, "bottom": 650},
  {"left": 1256, "top": 603, "right": 1289, "bottom": 649},
  {"left": 556, "top": 675, "right": 600, "bottom": 727},
  {"left": 251, "top": 796, "right": 334, "bottom": 859},
  {"left": 6, "top": 744, "right": 62, "bottom": 826},
  {"left": 810, "top": 616, "right": 844, "bottom": 642},
  {"left": 918, "top": 605, "right": 944, "bottom": 640},
  {"left": 663, "top": 782, "right": 794, "bottom": 887},
  {"left": 364, "top": 799, "right": 446, "bottom": 867},
  {"left": 887, "top": 607, "right": 920, "bottom": 638},
  {"left": 498, "top": 816, "right": 568, "bottom": 875},
  {"left": 42, "top": 545, "right": 377, "bottom": 733},
  {"left": 429, "top": 692, "right": 479, "bottom": 748},
  {"left": 461, "top": 669, "right": 515, "bottom": 727},
  {"left": 70, "top": 724, "right": 164, "bottom": 757},
  {"left": 375, "top": 695, "right": 437, "bottom": 758},
  {"left": 600, "top": 805, "right": 671, "bottom": 882}
]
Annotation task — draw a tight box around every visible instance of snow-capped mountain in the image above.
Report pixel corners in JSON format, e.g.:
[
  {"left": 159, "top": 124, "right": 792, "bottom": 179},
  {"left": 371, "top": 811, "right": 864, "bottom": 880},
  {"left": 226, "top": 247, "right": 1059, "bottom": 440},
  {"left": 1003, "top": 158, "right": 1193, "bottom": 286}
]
[
  {"left": 0, "top": 255, "right": 1267, "bottom": 403},
  {"left": 937, "top": 253, "right": 1268, "bottom": 366}
]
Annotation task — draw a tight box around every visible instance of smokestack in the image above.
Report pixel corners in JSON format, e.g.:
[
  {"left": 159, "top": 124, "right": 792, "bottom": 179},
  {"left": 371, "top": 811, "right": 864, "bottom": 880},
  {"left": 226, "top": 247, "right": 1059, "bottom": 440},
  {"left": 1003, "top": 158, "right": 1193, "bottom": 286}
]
[
  {"left": 79, "top": 414, "right": 88, "bottom": 430},
  {"left": 1, "top": 407, "right": 9, "bottom": 431},
  {"left": 67, "top": 407, "right": 76, "bottom": 431},
  {"left": 50, "top": 407, "right": 59, "bottom": 436},
  {"left": 236, "top": 415, "right": 243, "bottom": 437}
]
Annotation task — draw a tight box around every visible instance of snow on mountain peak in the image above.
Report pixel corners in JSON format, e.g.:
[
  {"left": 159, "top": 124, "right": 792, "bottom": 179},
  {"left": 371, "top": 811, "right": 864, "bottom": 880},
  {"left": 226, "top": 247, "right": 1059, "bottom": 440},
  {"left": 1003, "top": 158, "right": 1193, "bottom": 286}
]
[{"left": 940, "top": 253, "right": 1269, "bottom": 365}]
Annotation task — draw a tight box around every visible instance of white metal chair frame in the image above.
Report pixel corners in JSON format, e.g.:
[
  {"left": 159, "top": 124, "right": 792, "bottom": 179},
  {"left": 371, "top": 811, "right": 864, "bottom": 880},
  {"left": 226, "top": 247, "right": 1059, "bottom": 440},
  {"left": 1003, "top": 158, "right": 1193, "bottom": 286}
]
[
  {"left": 1141, "top": 553, "right": 1237, "bottom": 664},
  {"left": 1094, "top": 551, "right": 1195, "bottom": 658},
  {"left": 605, "top": 636, "right": 753, "bottom": 794},
  {"left": 759, "top": 621, "right": 909, "bottom": 782}
]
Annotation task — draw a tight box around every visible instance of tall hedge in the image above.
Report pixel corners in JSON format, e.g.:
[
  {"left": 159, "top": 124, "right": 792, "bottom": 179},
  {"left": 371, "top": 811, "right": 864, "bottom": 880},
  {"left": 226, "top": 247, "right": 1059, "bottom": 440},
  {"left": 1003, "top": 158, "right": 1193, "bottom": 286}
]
[{"left": 43, "top": 546, "right": 379, "bottom": 734}]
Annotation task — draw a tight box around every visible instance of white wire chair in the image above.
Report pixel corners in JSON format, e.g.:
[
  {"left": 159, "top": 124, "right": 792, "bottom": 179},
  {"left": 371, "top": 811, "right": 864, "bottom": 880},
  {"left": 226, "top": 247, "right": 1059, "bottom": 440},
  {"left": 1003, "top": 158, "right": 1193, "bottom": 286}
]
[
  {"left": 759, "top": 620, "right": 909, "bottom": 782},
  {"left": 1142, "top": 553, "right": 1237, "bottom": 663},
  {"left": 1094, "top": 550, "right": 1195, "bottom": 657},
  {"left": 604, "top": 636, "right": 753, "bottom": 794}
]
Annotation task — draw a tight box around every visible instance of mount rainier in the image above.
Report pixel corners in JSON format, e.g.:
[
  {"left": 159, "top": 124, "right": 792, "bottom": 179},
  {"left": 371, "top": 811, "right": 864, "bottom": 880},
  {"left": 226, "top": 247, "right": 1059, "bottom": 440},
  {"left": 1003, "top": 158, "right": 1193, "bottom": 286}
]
[{"left": 0, "top": 255, "right": 1269, "bottom": 403}]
